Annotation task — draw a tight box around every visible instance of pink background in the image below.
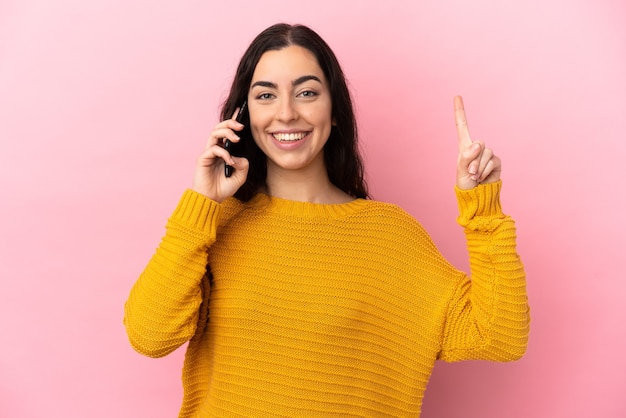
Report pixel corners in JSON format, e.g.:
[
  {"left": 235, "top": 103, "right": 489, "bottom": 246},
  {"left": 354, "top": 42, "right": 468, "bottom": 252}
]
[{"left": 1, "top": 1, "right": 625, "bottom": 417}]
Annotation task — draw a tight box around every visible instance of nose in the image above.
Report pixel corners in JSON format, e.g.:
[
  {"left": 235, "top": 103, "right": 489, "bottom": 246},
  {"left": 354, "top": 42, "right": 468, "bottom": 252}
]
[{"left": 277, "top": 97, "right": 298, "bottom": 122}]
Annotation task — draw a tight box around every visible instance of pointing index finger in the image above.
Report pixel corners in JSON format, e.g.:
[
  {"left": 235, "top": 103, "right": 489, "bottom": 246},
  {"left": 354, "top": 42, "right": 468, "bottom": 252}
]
[{"left": 454, "top": 95, "right": 473, "bottom": 147}]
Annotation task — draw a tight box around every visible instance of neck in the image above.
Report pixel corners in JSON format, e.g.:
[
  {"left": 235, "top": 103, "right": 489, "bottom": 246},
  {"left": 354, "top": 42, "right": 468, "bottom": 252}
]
[{"left": 265, "top": 162, "right": 353, "bottom": 204}]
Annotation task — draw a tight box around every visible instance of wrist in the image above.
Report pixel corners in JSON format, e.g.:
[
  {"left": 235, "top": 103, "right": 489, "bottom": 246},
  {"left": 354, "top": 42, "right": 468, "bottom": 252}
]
[{"left": 455, "top": 180, "right": 504, "bottom": 228}]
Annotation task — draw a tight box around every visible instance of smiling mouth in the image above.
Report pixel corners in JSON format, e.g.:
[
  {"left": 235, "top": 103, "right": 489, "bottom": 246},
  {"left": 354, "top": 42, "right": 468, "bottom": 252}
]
[{"left": 272, "top": 132, "right": 309, "bottom": 142}]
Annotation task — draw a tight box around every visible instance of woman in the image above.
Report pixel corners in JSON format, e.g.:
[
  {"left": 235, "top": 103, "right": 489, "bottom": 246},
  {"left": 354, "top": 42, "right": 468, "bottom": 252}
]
[{"left": 124, "top": 23, "right": 530, "bottom": 418}]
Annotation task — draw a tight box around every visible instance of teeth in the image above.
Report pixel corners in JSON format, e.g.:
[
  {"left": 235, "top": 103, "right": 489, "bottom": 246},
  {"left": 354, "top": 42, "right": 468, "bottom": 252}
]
[{"left": 273, "top": 132, "right": 307, "bottom": 142}]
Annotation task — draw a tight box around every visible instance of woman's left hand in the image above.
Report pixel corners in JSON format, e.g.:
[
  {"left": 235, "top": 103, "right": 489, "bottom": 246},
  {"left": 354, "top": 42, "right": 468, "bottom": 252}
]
[{"left": 454, "top": 96, "right": 501, "bottom": 190}]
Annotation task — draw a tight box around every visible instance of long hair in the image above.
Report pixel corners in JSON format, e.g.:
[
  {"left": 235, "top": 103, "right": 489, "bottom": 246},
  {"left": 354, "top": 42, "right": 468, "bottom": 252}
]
[{"left": 221, "top": 23, "right": 368, "bottom": 202}]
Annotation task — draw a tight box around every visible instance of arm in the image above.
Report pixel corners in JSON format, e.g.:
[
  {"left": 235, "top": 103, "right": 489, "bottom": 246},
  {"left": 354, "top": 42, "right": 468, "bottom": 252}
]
[
  {"left": 439, "top": 181, "right": 529, "bottom": 362},
  {"left": 438, "top": 96, "right": 529, "bottom": 361},
  {"left": 124, "top": 107, "right": 249, "bottom": 357},
  {"left": 123, "top": 190, "right": 221, "bottom": 358}
]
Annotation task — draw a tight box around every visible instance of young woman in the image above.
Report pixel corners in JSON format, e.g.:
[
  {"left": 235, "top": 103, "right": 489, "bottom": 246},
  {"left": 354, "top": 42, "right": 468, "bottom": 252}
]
[{"left": 124, "top": 23, "right": 530, "bottom": 418}]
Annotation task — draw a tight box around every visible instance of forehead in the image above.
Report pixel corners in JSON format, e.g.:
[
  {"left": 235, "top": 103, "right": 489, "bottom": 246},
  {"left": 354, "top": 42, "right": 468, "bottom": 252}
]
[{"left": 251, "top": 45, "right": 326, "bottom": 83}]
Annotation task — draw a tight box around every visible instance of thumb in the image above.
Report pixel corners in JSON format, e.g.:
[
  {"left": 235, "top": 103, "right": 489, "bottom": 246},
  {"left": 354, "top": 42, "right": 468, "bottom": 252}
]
[
  {"left": 229, "top": 156, "right": 250, "bottom": 182},
  {"left": 457, "top": 142, "right": 483, "bottom": 189}
]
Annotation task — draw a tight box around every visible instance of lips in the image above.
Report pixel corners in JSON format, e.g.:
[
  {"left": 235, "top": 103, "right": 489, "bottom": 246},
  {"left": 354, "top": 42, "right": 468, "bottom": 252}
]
[{"left": 272, "top": 132, "right": 310, "bottom": 142}]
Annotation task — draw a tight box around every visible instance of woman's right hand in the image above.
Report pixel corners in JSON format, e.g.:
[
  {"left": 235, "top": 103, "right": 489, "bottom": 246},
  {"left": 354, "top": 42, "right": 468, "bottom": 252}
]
[{"left": 191, "top": 108, "right": 250, "bottom": 202}]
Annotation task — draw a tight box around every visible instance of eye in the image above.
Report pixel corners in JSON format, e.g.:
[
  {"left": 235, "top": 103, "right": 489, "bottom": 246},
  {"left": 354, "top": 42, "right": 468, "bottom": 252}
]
[
  {"left": 257, "top": 93, "right": 275, "bottom": 100},
  {"left": 298, "top": 90, "right": 318, "bottom": 98}
]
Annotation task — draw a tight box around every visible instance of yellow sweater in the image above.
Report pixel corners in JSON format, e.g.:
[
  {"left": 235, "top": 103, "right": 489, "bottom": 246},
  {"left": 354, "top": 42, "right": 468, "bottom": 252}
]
[{"left": 124, "top": 181, "right": 529, "bottom": 417}]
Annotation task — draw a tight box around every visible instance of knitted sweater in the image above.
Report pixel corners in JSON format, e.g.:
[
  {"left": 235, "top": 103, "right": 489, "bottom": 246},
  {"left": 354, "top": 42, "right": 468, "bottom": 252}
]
[{"left": 124, "top": 181, "right": 529, "bottom": 417}]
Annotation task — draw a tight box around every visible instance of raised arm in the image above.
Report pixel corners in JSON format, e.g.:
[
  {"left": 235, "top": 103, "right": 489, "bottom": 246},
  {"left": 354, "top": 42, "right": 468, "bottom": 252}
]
[{"left": 439, "top": 96, "right": 530, "bottom": 361}]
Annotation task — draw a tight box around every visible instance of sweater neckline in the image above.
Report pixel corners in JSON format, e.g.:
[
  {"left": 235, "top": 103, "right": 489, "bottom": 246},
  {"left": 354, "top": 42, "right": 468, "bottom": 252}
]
[{"left": 245, "top": 193, "right": 370, "bottom": 218}]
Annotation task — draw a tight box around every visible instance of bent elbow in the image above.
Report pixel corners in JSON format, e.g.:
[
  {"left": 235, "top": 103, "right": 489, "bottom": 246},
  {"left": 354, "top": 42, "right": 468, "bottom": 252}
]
[
  {"left": 497, "top": 308, "right": 531, "bottom": 362},
  {"left": 127, "top": 335, "right": 180, "bottom": 358},
  {"left": 503, "top": 341, "right": 528, "bottom": 362},
  {"left": 123, "top": 316, "right": 190, "bottom": 358},
  {"left": 494, "top": 326, "right": 530, "bottom": 362}
]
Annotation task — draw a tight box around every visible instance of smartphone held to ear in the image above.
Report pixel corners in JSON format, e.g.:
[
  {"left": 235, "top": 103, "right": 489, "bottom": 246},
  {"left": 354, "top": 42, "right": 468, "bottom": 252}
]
[{"left": 224, "top": 101, "right": 247, "bottom": 177}]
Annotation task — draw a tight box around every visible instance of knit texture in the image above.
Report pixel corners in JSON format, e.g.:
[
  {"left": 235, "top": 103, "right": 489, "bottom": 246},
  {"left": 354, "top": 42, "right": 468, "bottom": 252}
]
[{"left": 124, "top": 181, "right": 529, "bottom": 417}]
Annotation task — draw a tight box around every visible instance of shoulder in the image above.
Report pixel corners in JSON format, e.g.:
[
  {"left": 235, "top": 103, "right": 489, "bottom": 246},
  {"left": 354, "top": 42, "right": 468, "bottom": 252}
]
[
  {"left": 348, "top": 199, "right": 431, "bottom": 236},
  {"left": 354, "top": 199, "right": 419, "bottom": 221}
]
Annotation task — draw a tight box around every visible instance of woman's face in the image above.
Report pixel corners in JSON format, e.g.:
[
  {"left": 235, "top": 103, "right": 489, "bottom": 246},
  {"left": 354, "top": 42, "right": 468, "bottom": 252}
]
[{"left": 247, "top": 45, "right": 333, "bottom": 176}]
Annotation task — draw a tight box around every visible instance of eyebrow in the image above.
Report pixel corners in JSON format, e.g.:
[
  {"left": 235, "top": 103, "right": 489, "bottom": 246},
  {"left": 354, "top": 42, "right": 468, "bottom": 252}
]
[{"left": 250, "top": 75, "right": 322, "bottom": 90}]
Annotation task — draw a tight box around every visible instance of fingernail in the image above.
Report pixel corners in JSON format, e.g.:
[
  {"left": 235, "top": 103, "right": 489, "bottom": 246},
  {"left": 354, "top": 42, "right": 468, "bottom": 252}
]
[{"left": 469, "top": 165, "right": 477, "bottom": 174}]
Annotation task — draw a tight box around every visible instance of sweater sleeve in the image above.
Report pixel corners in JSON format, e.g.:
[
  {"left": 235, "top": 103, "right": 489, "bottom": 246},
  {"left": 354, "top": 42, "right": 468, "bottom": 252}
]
[
  {"left": 123, "top": 189, "right": 222, "bottom": 358},
  {"left": 439, "top": 180, "right": 530, "bottom": 362}
]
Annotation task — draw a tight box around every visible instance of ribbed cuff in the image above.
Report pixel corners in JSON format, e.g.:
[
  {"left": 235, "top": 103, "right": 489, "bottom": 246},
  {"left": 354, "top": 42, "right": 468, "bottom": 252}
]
[
  {"left": 455, "top": 180, "right": 504, "bottom": 228},
  {"left": 170, "top": 189, "right": 222, "bottom": 232}
]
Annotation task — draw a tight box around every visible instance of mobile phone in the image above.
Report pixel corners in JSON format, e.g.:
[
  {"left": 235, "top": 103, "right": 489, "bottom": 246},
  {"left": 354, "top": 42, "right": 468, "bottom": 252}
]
[{"left": 224, "top": 101, "right": 247, "bottom": 177}]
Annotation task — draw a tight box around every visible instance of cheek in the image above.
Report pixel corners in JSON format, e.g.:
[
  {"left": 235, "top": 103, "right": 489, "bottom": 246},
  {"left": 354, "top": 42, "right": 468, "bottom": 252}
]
[
  {"left": 314, "top": 98, "right": 333, "bottom": 125},
  {"left": 248, "top": 115, "right": 273, "bottom": 154},
  {"left": 248, "top": 112, "right": 267, "bottom": 136},
  {"left": 306, "top": 105, "right": 332, "bottom": 126}
]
